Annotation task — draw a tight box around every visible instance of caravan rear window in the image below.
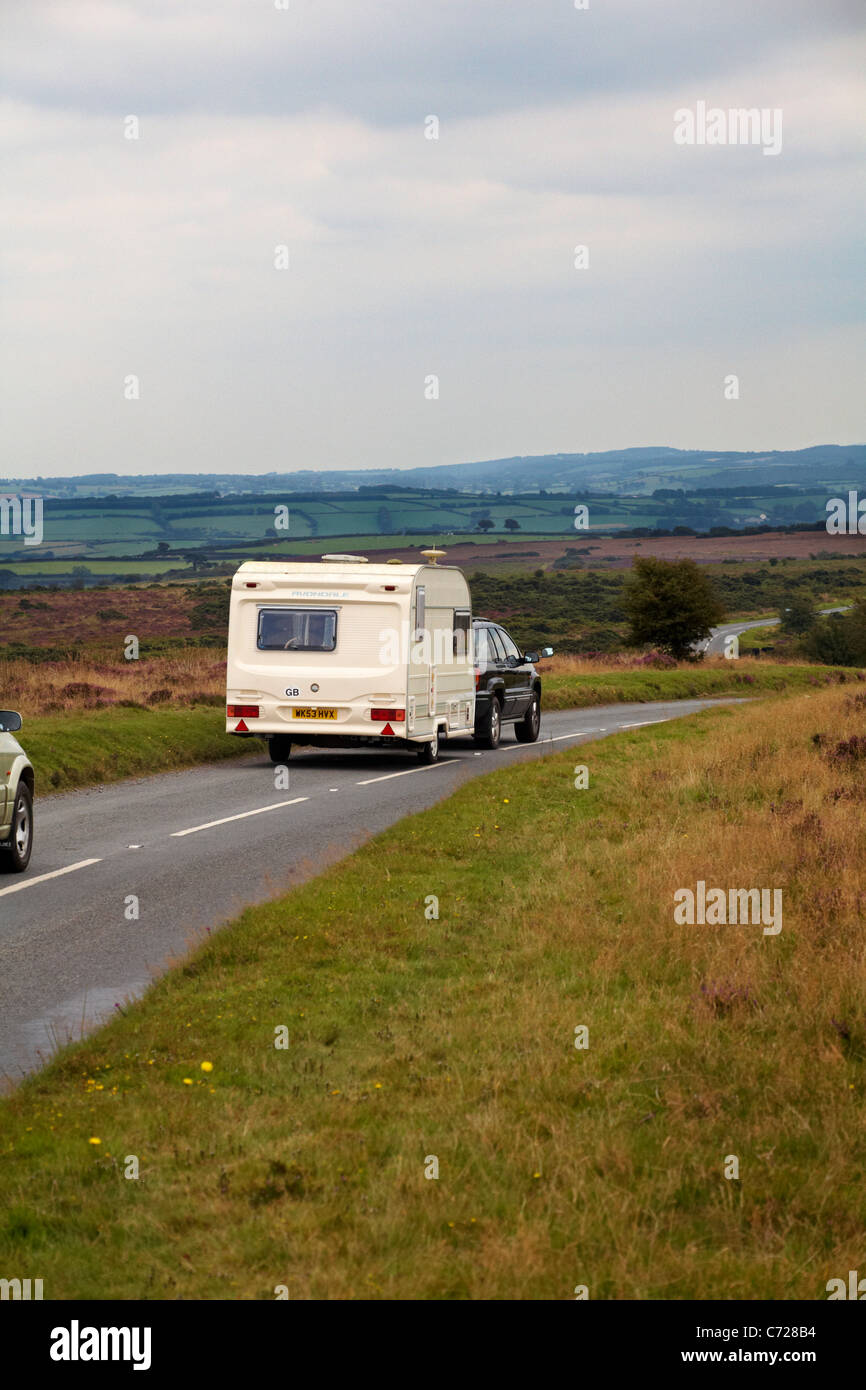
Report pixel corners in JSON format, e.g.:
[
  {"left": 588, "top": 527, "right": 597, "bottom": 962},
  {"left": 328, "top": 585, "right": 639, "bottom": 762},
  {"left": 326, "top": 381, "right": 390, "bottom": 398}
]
[{"left": 257, "top": 607, "right": 337, "bottom": 652}]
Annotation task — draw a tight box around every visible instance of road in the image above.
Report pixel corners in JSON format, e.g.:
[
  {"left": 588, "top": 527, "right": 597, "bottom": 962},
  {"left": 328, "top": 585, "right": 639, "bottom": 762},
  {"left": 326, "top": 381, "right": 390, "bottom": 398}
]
[
  {"left": 700, "top": 607, "right": 849, "bottom": 656},
  {"left": 0, "top": 698, "right": 744, "bottom": 1083}
]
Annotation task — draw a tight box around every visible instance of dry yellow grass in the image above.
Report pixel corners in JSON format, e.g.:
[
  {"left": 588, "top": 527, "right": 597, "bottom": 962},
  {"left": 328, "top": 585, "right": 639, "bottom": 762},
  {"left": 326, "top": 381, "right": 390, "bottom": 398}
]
[{"left": 0, "top": 649, "right": 226, "bottom": 717}]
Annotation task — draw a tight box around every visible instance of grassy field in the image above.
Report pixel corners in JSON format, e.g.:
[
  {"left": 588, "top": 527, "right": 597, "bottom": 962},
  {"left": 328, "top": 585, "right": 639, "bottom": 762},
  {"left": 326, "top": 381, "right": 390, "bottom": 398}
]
[
  {"left": 1, "top": 684, "right": 864, "bottom": 1298},
  {"left": 22, "top": 707, "right": 248, "bottom": 794},
  {"left": 9, "top": 647, "right": 863, "bottom": 796},
  {"left": 540, "top": 656, "right": 863, "bottom": 709}
]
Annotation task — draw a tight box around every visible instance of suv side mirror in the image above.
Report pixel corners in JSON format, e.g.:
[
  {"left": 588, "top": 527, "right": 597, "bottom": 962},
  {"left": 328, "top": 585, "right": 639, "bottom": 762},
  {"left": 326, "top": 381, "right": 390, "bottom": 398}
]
[
  {"left": 523, "top": 651, "right": 539, "bottom": 665},
  {"left": 0, "top": 710, "right": 22, "bottom": 733},
  {"left": 540, "top": 646, "right": 554, "bottom": 658}
]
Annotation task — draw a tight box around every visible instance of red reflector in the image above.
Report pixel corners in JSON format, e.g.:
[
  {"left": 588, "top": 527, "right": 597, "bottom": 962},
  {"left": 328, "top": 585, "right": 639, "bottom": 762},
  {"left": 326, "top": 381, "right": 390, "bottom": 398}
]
[
  {"left": 235, "top": 719, "right": 249, "bottom": 732},
  {"left": 245, "top": 582, "right": 258, "bottom": 588},
  {"left": 380, "top": 723, "right": 395, "bottom": 736},
  {"left": 371, "top": 708, "right": 405, "bottom": 722},
  {"left": 227, "top": 705, "right": 259, "bottom": 718}
]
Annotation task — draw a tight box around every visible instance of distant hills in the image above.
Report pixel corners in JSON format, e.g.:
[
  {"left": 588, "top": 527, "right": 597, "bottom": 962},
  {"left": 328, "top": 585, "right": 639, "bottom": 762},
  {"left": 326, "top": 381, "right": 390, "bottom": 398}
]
[{"left": 5, "top": 444, "right": 865, "bottom": 499}]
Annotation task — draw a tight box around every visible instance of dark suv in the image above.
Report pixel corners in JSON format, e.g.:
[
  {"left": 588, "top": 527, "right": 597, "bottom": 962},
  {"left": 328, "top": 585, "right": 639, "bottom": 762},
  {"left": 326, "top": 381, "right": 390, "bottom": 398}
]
[{"left": 472, "top": 619, "right": 553, "bottom": 748}]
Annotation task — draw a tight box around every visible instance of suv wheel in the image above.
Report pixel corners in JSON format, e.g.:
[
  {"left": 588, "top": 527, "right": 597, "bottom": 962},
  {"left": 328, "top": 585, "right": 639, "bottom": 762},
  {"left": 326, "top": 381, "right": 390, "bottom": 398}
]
[
  {"left": 514, "top": 691, "right": 541, "bottom": 743},
  {"left": 268, "top": 736, "right": 292, "bottom": 764},
  {"left": 475, "top": 696, "right": 501, "bottom": 750},
  {"left": 1, "top": 783, "right": 33, "bottom": 874},
  {"left": 417, "top": 731, "right": 439, "bottom": 763}
]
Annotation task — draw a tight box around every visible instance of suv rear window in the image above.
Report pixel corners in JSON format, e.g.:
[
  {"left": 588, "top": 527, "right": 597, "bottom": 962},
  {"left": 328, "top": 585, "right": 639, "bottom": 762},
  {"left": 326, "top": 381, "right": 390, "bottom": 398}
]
[{"left": 257, "top": 607, "right": 337, "bottom": 651}]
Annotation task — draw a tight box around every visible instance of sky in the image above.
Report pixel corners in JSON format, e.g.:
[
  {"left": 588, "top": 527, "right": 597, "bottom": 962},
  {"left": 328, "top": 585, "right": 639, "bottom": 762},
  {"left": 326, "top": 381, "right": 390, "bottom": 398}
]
[{"left": 1, "top": 0, "right": 864, "bottom": 478}]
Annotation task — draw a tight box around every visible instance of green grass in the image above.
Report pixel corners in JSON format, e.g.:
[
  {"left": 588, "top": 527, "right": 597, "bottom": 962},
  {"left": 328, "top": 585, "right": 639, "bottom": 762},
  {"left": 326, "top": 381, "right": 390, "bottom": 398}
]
[
  {"left": 26, "top": 707, "right": 249, "bottom": 793},
  {"left": 2, "top": 685, "right": 864, "bottom": 1298},
  {"left": 736, "top": 625, "right": 782, "bottom": 653},
  {"left": 541, "top": 661, "right": 859, "bottom": 710}
]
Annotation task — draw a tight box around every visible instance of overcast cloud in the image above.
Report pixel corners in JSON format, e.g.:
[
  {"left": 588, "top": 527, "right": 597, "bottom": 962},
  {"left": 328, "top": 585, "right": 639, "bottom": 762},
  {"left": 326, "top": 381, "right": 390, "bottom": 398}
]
[{"left": 1, "top": 0, "right": 864, "bottom": 477}]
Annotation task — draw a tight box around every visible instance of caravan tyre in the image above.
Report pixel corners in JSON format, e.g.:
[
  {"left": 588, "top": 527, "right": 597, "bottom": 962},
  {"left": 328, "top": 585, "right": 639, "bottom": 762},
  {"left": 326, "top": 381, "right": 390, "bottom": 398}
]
[
  {"left": 417, "top": 732, "right": 439, "bottom": 764},
  {"left": 268, "top": 736, "right": 292, "bottom": 764}
]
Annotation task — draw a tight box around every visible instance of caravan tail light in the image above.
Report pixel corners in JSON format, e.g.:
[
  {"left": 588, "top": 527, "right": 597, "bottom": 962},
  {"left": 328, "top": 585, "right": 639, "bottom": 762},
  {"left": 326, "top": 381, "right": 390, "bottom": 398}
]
[
  {"left": 371, "top": 708, "right": 405, "bottom": 722},
  {"left": 227, "top": 704, "right": 260, "bottom": 718}
]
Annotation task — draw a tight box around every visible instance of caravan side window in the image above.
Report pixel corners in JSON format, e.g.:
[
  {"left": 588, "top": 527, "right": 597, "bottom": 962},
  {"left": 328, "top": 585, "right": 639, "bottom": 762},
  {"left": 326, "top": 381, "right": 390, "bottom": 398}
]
[
  {"left": 257, "top": 607, "right": 337, "bottom": 652},
  {"left": 453, "top": 609, "right": 471, "bottom": 660},
  {"left": 414, "top": 585, "right": 426, "bottom": 640}
]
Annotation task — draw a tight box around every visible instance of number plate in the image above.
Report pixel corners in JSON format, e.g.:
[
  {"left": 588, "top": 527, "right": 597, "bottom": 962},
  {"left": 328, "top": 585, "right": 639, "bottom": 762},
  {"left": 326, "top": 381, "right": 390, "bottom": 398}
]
[{"left": 292, "top": 707, "right": 338, "bottom": 720}]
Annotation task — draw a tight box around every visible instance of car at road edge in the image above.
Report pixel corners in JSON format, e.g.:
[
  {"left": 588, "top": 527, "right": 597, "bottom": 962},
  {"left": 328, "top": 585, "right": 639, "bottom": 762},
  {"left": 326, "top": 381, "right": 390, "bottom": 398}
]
[{"left": 0, "top": 709, "right": 34, "bottom": 873}]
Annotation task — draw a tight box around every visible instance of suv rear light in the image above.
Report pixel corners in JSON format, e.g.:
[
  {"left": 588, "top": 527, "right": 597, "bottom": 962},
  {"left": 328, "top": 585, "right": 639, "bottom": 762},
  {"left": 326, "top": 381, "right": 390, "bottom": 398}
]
[
  {"left": 370, "top": 708, "right": 405, "bottom": 722},
  {"left": 474, "top": 668, "right": 481, "bottom": 688},
  {"left": 227, "top": 704, "right": 260, "bottom": 718}
]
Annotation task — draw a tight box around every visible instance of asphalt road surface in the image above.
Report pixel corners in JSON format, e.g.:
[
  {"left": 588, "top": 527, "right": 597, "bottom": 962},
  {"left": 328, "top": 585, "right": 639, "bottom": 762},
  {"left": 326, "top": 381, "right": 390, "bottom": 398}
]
[{"left": 0, "top": 698, "right": 744, "bottom": 1082}]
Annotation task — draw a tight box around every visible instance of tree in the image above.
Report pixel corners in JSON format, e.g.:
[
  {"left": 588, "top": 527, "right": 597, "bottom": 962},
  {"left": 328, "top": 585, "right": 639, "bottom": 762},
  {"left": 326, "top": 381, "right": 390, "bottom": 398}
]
[
  {"left": 801, "top": 615, "right": 859, "bottom": 666},
  {"left": 801, "top": 603, "right": 866, "bottom": 667},
  {"left": 624, "top": 557, "right": 725, "bottom": 659},
  {"left": 779, "top": 593, "right": 815, "bottom": 635},
  {"left": 476, "top": 518, "right": 495, "bottom": 532},
  {"left": 504, "top": 518, "right": 520, "bottom": 532}
]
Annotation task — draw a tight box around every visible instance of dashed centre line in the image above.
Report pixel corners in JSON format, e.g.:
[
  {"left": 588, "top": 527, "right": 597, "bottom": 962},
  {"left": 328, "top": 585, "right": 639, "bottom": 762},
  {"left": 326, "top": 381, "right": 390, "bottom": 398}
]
[
  {"left": 356, "top": 759, "right": 460, "bottom": 786},
  {"left": 0, "top": 858, "right": 102, "bottom": 897},
  {"left": 171, "top": 797, "right": 309, "bottom": 837},
  {"left": 4, "top": 715, "right": 681, "bottom": 892}
]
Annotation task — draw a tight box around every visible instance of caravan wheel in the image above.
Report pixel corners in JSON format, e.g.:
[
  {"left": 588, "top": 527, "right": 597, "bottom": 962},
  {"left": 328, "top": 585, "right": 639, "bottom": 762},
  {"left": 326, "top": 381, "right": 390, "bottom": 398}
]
[
  {"left": 268, "top": 736, "right": 292, "bottom": 764},
  {"left": 417, "top": 732, "right": 439, "bottom": 764}
]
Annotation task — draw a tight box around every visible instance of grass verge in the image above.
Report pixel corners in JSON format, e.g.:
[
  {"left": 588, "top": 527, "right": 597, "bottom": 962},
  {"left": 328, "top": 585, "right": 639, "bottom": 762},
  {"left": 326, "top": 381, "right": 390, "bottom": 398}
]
[
  {"left": 25, "top": 707, "right": 250, "bottom": 794},
  {"left": 542, "top": 659, "right": 863, "bottom": 710},
  {"left": 2, "top": 685, "right": 865, "bottom": 1298}
]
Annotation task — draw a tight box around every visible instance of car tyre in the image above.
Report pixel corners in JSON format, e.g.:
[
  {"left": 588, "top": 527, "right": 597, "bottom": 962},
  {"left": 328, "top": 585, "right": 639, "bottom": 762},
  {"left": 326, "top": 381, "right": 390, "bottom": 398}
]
[
  {"left": 514, "top": 690, "right": 541, "bottom": 743},
  {"left": 268, "top": 736, "right": 292, "bottom": 764},
  {"left": 0, "top": 783, "right": 33, "bottom": 874},
  {"left": 475, "top": 696, "right": 501, "bottom": 749}
]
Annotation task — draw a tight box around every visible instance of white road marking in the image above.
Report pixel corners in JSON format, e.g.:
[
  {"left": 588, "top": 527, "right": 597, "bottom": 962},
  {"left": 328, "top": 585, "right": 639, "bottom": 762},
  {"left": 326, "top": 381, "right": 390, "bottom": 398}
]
[
  {"left": 356, "top": 759, "right": 459, "bottom": 786},
  {"left": 0, "top": 858, "right": 102, "bottom": 897},
  {"left": 497, "top": 729, "right": 600, "bottom": 750},
  {"left": 500, "top": 719, "right": 669, "bottom": 748},
  {"left": 171, "top": 798, "right": 309, "bottom": 837}
]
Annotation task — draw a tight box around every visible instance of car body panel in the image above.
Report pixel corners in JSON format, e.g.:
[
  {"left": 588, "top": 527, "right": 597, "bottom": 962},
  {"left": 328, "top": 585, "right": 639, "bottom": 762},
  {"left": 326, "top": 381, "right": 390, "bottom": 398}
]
[{"left": 0, "top": 734, "right": 33, "bottom": 841}]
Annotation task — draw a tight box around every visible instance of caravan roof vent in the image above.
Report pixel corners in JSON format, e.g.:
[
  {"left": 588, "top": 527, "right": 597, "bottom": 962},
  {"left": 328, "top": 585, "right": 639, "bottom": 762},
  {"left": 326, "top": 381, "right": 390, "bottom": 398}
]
[
  {"left": 320, "top": 553, "right": 369, "bottom": 563},
  {"left": 420, "top": 548, "right": 447, "bottom": 565}
]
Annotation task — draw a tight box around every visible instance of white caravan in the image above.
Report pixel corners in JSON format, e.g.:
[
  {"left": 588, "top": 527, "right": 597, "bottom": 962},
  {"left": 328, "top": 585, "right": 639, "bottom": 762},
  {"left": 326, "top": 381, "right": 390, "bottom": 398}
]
[{"left": 225, "top": 551, "right": 475, "bottom": 763}]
